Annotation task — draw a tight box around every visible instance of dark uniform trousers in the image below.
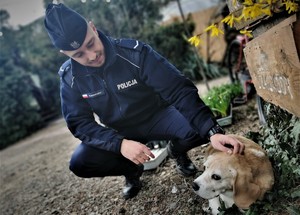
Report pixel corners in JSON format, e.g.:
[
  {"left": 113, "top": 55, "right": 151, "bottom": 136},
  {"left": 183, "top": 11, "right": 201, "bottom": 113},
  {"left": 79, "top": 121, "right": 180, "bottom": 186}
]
[{"left": 69, "top": 106, "right": 208, "bottom": 178}]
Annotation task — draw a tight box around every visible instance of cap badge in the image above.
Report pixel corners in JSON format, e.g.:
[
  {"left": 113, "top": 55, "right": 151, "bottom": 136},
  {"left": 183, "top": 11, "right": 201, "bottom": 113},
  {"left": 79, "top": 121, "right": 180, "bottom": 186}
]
[{"left": 70, "top": 41, "right": 80, "bottom": 49}]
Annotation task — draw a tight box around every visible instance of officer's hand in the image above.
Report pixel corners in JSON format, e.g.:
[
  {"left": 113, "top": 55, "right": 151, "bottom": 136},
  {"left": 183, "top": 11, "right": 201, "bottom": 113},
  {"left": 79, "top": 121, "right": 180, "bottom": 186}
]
[
  {"left": 210, "top": 134, "right": 245, "bottom": 154},
  {"left": 120, "top": 139, "right": 155, "bottom": 165}
]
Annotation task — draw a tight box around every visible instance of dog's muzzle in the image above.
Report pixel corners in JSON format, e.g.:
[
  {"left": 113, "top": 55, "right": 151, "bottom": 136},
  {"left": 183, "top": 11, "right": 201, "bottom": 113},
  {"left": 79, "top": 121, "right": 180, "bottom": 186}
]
[{"left": 192, "top": 182, "right": 200, "bottom": 191}]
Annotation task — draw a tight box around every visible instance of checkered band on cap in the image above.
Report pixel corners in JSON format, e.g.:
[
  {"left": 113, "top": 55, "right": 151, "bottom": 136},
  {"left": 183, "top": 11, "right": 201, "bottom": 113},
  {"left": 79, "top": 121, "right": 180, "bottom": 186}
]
[{"left": 44, "top": 3, "right": 87, "bottom": 51}]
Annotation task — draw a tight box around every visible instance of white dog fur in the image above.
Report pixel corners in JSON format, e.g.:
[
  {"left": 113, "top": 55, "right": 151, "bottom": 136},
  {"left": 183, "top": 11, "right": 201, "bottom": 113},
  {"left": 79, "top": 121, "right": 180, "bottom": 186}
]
[{"left": 192, "top": 134, "right": 274, "bottom": 215}]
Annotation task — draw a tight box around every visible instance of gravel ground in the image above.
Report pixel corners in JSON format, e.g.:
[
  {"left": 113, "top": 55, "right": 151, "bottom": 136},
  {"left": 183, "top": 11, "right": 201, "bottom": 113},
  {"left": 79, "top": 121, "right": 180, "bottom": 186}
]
[{"left": 0, "top": 89, "right": 261, "bottom": 215}]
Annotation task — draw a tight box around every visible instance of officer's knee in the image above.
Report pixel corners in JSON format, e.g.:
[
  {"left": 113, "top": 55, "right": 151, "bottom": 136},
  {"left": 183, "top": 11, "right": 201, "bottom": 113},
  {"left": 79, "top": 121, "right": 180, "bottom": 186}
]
[{"left": 69, "top": 156, "right": 88, "bottom": 178}]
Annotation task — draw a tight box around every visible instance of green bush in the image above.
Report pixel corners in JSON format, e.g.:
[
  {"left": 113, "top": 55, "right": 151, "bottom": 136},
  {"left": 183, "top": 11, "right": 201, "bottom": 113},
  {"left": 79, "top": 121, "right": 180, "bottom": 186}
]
[{"left": 0, "top": 60, "right": 42, "bottom": 149}]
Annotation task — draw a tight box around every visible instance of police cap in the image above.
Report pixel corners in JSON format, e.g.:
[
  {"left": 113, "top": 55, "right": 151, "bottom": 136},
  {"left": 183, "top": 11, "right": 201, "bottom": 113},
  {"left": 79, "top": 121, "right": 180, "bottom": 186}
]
[{"left": 44, "top": 3, "right": 87, "bottom": 51}]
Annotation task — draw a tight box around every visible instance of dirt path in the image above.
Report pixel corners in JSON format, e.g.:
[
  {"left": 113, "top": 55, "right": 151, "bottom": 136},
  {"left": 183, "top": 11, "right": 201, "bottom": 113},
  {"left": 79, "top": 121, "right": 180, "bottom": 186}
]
[{"left": 0, "top": 79, "right": 261, "bottom": 215}]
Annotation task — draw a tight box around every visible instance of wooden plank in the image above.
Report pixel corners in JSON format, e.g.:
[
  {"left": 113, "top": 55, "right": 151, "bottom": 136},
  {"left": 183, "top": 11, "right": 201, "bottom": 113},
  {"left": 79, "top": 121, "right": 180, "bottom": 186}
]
[
  {"left": 293, "top": 14, "right": 300, "bottom": 56},
  {"left": 244, "top": 14, "right": 300, "bottom": 117}
]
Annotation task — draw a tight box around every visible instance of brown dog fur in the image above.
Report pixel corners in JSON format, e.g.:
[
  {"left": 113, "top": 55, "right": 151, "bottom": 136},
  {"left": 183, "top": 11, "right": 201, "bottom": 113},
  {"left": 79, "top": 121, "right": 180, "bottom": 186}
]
[{"left": 194, "top": 134, "right": 274, "bottom": 210}]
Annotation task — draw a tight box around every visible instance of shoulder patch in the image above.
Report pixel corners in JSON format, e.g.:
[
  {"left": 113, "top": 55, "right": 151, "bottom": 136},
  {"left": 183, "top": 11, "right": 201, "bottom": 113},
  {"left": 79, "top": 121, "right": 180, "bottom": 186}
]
[
  {"left": 58, "top": 59, "right": 72, "bottom": 77},
  {"left": 58, "top": 59, "right": 74, "bottom": 87},
  {"left": 116, "top": 39, "right": 143, "bottom": 51}
]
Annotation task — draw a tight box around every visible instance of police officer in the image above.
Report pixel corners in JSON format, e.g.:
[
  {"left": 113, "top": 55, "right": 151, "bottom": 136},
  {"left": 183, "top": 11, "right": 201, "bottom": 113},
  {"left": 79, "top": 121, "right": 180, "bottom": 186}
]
[{"left": 44, "top": 3, "right": 244, "bottom": 200}]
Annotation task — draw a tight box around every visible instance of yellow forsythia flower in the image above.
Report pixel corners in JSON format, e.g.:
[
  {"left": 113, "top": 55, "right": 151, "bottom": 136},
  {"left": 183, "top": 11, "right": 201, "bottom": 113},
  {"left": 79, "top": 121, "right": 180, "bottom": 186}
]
[
  {"left": 283, "top": 1, "right": 299, "bottom": 13},
  {"left": 268, "top": 0, "right": 278, "bottom": 4},
  {"left": 235, "top": 14, "right": 245, "bottom": 23},
  {"left": 259, "top": 0, "right": 277, "bottom": 4},
  {"left": 242, "top": 3, "right": 264, "bottom": 19},
  {"left": 221, "top": 14, "right": 236, "bottom": 28},
  {"left": 240, "top": 29, "right": 253, "bottom": 38},
  {"left": 262, "top": 6, "right": 272, "bottom": 16},
  {"left": 243, "top": 0, "right": 254, "bottom": 6},
  {"left": 205, "top": 24, "right": 224, "bottom": 37},
  {"left": 188, "top": 36, "right": 201, "bottom": 47}
]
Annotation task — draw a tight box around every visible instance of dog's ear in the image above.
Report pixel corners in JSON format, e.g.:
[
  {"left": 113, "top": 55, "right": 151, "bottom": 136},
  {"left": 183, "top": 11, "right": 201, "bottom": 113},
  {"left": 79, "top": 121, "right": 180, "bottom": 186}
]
[
  {"left": 205, "top": 145, "right": 218, "bottom": 157},
  {"left": 233, "top": 169, "right": 261, "bottom": 209}
]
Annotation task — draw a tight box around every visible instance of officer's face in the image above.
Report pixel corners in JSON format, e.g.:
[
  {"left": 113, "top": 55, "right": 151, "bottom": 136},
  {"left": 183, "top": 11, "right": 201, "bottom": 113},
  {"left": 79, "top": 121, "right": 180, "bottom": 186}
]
[{"left": 61, "top": 22, "right": 105, "bottom": 67}]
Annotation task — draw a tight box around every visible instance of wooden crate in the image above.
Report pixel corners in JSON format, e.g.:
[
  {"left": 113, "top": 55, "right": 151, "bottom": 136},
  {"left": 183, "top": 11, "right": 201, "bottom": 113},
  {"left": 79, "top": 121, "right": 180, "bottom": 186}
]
[{"left": 244, "top": 14, "right": 300, "bottom": 117}]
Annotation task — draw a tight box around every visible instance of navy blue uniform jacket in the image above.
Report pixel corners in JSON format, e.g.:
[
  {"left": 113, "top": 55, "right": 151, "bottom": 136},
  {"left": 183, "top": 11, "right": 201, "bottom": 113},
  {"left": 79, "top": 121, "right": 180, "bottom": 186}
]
[{"left": 58, "top": 31, "right": 217, "bottom": 154}]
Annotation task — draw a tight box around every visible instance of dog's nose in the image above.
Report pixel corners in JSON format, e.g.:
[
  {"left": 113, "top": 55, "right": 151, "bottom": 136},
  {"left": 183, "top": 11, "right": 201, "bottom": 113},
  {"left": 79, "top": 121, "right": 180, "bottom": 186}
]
[{"left": 192, "top": 182, "right": 200, "bottom": 191}]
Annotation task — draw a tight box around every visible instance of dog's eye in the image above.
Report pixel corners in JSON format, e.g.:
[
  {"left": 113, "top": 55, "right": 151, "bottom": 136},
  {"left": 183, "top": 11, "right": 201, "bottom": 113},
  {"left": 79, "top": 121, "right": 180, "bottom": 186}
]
[{"left": 211, "top": 174, "right": 221, "bottom": 180}]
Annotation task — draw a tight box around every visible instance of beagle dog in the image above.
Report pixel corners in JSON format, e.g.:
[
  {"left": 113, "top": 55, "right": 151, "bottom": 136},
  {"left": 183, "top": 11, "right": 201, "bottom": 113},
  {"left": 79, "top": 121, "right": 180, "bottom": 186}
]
[{"left": 192, "top": 134, "right": 274, "bottom": 215}]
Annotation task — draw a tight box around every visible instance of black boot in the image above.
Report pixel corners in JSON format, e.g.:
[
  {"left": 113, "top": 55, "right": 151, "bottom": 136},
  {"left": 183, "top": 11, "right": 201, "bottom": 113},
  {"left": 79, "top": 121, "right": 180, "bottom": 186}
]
[
  {"left": 167, "top": 142, "right": 197, "bottom": 177},
  {"left": 122, "top": 164, "right": 144, "bottom": 200}
]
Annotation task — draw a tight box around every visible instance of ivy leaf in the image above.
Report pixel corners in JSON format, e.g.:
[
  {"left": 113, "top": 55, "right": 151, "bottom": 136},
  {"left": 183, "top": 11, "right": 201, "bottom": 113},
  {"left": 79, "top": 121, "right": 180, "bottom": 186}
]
[
  {"left": 290, "top": 187, "right": 300, "bottom": 198},
  {"left": 291, "top": 119, "right": 300, "bottom": 144},
  {"left": 286, "top": 205, "right": 300, "bottom": 215}
]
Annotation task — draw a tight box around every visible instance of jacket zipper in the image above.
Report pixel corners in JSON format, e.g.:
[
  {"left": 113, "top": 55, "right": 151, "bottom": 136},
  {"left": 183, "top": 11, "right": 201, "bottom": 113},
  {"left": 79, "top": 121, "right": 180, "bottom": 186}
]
[{"left": 100, "top": 74, "right": 125, "bottom": 120}]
